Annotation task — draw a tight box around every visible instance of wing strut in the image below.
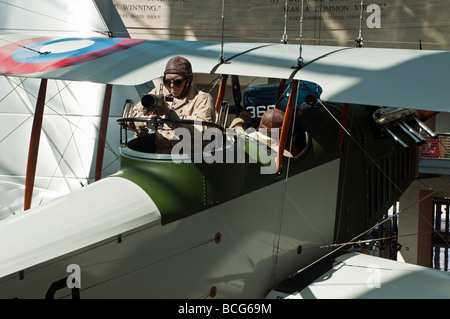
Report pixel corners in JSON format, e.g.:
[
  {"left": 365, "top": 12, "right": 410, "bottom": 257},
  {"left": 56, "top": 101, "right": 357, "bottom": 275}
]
[
  {"left": 276, "top": 80, "right": 299, "bottom": 173},
  {"left": 95, "top": 84, "right": 113, "bottom": 181},
  {"left": 276, "top": 79, "right": 286, "bottom": 109},
  {"left": 214, "top": 75, "right": 228, "bottom": 112},
  {"left": 24, "top": 79, "right": 48, "bottom": 211}
]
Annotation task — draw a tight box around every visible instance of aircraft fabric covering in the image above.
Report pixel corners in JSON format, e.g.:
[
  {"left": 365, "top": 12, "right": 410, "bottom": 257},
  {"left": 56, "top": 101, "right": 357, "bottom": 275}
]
[{"left": 0, "top": 34, "right": 449, "bottom": 112}]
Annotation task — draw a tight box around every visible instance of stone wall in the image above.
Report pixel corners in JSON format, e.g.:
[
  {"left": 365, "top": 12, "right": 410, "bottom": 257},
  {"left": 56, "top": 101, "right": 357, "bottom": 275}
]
[{"left": 113, "top": 0, "right": 450, "bottom": 50}]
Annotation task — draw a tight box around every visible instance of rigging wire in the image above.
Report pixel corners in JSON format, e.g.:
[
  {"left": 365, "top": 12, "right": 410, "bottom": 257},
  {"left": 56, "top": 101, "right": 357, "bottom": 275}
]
[
  {"left": 289, "top": 161, "right": 450, "bottom": 281},
  {"left": 61, "top": 85, "right": 120, "bottom": 186},
  {"left": 271, "top": 81, "right": 297, "bottom": 287},
  {"left": 350, "top": 179, "right": 450, "bottom": 250},
  {"left": 21, "top": 80, "right": 88, "bottom": 182},
  {"left": 334, "top": 104, "right": 355, "bottom": 246},
  {"left": 219, "top": 0, "right": 226, "bottom": 63},
  {"left": 57, "top": 235, "right": 218, "bottom": 298},
  {"left": 0, "top": 77, "right": 115, "bottom": 210},
  {"left": 297, "top": 0, "right": 305, "bottom": 68},
  {"left": 320, "top": 235, "right": 397, "bottom": 249},
  {"left": 274, "top": 0, "right": 450, "bottom": 274},
  {"left": 285, "top": 80, "right": 450, "bottom": 274},
  {"left": 289, "top": 0, "right": 450, "bottom": 258},
  {"left": 320, "top": 96, "right": 450, "bottom": 246},
  {"left": 0, "top": 0, "right": 110, "bottom": 37},
  {"left": 281, "top": 0, "right": 289, "bottom": 44},
  {"left": 0, "top": 2, "right": 120, "bottom": 189},
  {"left": 62, "top": 82, "right": 120, "bottom": 159},
  {"left": 0, "top": 36, "right": 50, "bottom": 55},
  {"left": 0, "top": 77, "right": 32, "bottom": 136},
  {"left": 316, "top": 98, "right": 403, "bottom": 194},
  {"left": 356, "top": 0, "right": 364, "bottom": 47},
  {"left": 0, "top": 1, "right": 118, "bottom": 198},
  {"left": 206, "top": 75, "right": 222, "bottom": 96},
  {"left": 39, "top": 79, "right": 120, "bottom": 183},
  {"left": 0, "top": 0, "right": 447, "bottom": 285},
  {"left": 298, "top": 229, "right": 436, "bottom": 251},
  {"left": 38, "top": 80, "right": 89, "bottom": 204}
]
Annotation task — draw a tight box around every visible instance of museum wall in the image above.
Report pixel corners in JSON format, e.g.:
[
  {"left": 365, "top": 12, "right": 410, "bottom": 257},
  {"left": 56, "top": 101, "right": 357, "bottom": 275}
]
[{"left": 112, "top": 0, "right": 450, "bottom": 50}]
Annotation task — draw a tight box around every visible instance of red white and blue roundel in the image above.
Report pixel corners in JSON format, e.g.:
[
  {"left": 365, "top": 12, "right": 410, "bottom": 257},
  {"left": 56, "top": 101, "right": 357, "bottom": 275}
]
[{"left": 0, "top": 37, "right": 145, "bottom": 75}]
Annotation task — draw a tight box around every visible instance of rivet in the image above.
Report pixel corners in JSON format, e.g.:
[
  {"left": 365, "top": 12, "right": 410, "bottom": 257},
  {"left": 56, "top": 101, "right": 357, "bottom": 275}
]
[
  {"left": 210, "top": 286, "right": 217, "bottom": 298},
  {"left": 215, "top": 232, "right": 222, "bottom": 244}
]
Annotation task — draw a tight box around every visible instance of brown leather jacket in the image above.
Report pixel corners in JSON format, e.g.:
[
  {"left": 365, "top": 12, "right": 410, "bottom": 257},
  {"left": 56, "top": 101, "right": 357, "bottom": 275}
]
[{"left": 130, "top": 84, "right": 216, "bottom": 154}]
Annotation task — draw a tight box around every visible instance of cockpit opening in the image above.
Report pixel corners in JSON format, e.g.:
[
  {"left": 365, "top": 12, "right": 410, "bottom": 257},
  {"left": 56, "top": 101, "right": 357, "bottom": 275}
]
[{"left": 117, "top": 78, "right": 317, "bottom": 162}]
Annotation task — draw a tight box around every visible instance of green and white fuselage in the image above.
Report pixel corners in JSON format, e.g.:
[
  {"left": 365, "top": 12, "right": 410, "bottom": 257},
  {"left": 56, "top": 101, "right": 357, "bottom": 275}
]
[{"left": 0, "top": 101, "right": 418, "bottom": 298}]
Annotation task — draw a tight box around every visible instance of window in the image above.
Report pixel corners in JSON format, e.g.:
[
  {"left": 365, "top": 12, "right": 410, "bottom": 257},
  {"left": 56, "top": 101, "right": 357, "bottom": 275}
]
[{"left": 432, "top": 197, "right": 450, "bottom": 272}]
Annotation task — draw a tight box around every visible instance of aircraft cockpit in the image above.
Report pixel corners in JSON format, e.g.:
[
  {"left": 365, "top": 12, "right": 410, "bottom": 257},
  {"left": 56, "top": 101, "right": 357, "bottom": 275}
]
[
  {"left": 116, "top": 79, "right": 318, "bottom": 167},
  {"left": 117, "top": 104, "right": 309, "bottom": 166}
]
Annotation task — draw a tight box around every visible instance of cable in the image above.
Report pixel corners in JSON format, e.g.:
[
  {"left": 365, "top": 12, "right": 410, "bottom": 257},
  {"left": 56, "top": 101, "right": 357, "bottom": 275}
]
[
  {"left": 356, "top": 0, "right": 364, "bottom": 47},
  {"left": 56, "top": 236, "right": 217, "bottom": 298},
  {"left": 271, "top": 82, "right": 297, "bottom": 287},
  {"left": 279, "top": 82, "right": 450, "bottom": 278},
  {"left": 281, "top": 0, "right": 289, "bottom": 44},
  {"left": 0, "top": 0, "right": 109, "bottom": 37},
  {"left": 297, "top": 0, "right": 305, "bottom": 67}
]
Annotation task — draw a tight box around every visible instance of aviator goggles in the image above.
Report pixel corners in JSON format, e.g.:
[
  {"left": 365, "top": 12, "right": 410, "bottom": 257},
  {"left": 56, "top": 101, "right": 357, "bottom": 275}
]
[{"left": 163, "top": 77, "right": 186, "bottom": 86}]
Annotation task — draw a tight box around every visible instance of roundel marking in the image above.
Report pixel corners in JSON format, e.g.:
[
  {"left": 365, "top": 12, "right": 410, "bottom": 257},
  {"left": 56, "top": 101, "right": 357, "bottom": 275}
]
[{"left": 0, "top": 37, "right": 145, "bottom": 75}]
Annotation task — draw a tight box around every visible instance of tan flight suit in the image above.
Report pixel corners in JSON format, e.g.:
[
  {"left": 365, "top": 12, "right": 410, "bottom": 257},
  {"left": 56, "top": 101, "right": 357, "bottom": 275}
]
[{"left": 130, "top": 84, "right": 216, "bottom": 154}]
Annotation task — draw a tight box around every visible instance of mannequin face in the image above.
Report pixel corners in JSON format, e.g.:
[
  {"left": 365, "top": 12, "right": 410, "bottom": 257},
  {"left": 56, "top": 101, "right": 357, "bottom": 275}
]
[{"left": 163, "top": 73, "right": 188, "bottom": 98}]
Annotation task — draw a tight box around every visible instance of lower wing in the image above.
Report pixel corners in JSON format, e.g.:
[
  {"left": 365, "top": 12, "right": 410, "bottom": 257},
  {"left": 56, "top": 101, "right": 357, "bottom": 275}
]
[{"left": 266, "top": 251, "right": 450, "bottom": 299}]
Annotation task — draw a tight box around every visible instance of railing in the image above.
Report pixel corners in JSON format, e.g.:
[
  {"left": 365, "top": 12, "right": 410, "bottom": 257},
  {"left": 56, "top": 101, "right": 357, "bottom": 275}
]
[{"left": 420, "top": 133, "right": 450, "bottom": 159}]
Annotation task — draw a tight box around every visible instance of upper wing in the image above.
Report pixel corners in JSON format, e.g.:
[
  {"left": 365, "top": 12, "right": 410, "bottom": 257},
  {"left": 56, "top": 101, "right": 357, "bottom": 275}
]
[
  {"left": 217, "top": 44, "right": 450, "bottom": 112},
  {"left": 266, "top": 251, "right": 450, "bottom": 299},
  {"left": 0, "top": 34, "right": 449, "bottom": 112},
  {"left": 292, "top": 48, "right": 450, "bottom": 112}
]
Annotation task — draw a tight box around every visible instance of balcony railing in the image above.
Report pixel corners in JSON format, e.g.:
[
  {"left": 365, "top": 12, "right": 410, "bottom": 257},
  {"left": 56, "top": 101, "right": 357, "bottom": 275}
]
[
  {"left": 420, "top": 133, "right": 450, "bottom": 159},
  {"left": 419, "top": 133, "right": 450, "bottom": 175}
]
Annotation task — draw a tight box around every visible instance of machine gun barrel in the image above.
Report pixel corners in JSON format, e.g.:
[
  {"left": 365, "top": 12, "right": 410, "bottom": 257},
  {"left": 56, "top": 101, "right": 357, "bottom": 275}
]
[
  {"left": 372, "top": 107, "right": 415, "bottom": 125},
  {"left": 141, "top": 94, "right": 166, "bottom": 112}
]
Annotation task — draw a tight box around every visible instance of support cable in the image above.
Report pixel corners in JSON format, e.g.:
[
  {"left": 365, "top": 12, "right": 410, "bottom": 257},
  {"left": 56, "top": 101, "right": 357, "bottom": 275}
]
[
  {"left": 0, "top": 0, "right": 110, "bottom": 37},
  {"left": 297, "top": 0, "right": 305, "bottom": 68},
  {"left": 314, "top": 97, "right": 403, "bottom": 194},
  {"left": 283, "top": 98, "right": 450, "bottom": 281},
  {"left": 281, "top": 0, "right": 289, "bottom": 44},
  {"left": 57, "top": 235, "right": 218, "bottom": 298},
  {"left": 272, "top": 81, "right": 296, "bottom": 286},
  {"left": 219, "top": 0, "right": 226, "bottom": 64},
  {"left": 356, "top": 0, "right": 364, "bottom": 47},
  {"left": 289, "top": 178, "right": 450, "bottom": 281}
]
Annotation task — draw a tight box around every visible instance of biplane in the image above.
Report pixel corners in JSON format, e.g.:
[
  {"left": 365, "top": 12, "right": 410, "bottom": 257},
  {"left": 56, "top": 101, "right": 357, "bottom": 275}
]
[{"left": 0, "top": 0, "right": 449, "bottom": 299}]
